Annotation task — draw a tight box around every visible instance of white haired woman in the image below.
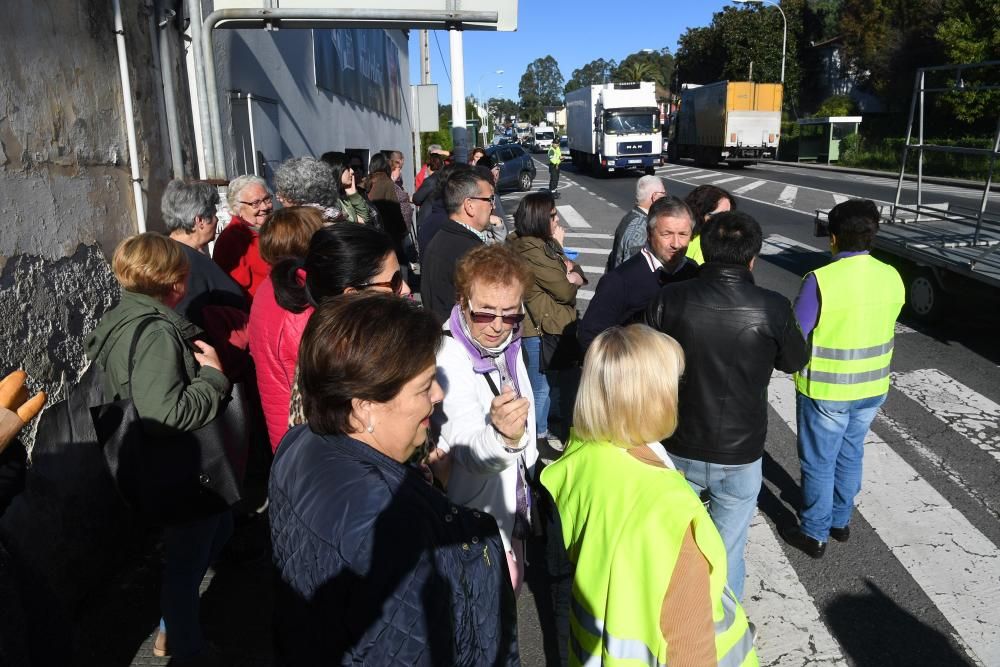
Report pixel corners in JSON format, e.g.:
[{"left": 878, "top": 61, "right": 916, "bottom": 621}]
[
  {"left": 541, "top": 325, "right": 758, "bottom": 667},
  {"left": 214, "top": 174, "right": 274, "bottom": 303}
]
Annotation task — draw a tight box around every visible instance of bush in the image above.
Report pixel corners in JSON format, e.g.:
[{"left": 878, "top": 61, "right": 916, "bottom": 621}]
[
  {"left": 838, "top": 135, "right": 993, "bottom": 180},
  {"left": 813, "top": 95, "right": 858, "bottom": 118}
]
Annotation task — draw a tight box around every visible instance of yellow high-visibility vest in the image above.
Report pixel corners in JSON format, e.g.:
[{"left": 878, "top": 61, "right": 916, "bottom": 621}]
[
  {"left": 687, "top": 234, "right": 704, "bottom": 265},
  {"left": 541, "top": 435, "right": 758, "bottom": 667},
  {"left": 795, "top": 254, "right": 904, "bottom": 401},
  {"left": 549, "top": 145, "right": 562, "bottom": 164}
]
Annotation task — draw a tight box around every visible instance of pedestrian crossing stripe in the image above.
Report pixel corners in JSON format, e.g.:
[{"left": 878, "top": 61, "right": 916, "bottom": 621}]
[
  {"left": 734, "top": 180, "right": 768, "bottom": 194},
  {"left": 712, "top": 176, "right": 744, "bottom": 185},
  {"left": 556, "top": 205, "right": 591, "bottom": 228},
  {"left": 768, "top": 372, "right": 1000, "bottom": 666}
]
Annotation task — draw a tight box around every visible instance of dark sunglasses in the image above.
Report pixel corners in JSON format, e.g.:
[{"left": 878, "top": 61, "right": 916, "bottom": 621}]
[
  {"left": 357, "top": 271, "right": 404, "bottom": 294},
  {"left": 468, "top": 309, "right": 525, "bottom": 325}
]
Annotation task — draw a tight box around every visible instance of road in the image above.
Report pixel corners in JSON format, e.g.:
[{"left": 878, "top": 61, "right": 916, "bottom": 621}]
[{"left": 508, "top": 155, "right": 1000, "bottom": 667}]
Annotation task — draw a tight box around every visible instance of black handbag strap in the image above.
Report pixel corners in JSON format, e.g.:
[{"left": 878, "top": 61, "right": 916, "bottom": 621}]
[{"left": 442, "top": 330, "right": 501, "bottom": 397}]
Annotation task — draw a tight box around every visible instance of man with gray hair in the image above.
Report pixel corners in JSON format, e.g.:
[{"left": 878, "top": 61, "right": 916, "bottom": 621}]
[
  {"left": 419, "top": 169, "right": 495, "bottom": 321},
  {"left": 161, "top": 179, "right": 246, "bottom": 328},
  {"left": 607, "top": 175, "right": 668, "bottom": 270},
  {"left": 579, "top": 195, "right": 698, "bottom": 351},
  {"left": 273, "top": 156, "right": 344, "bottom": 222}
]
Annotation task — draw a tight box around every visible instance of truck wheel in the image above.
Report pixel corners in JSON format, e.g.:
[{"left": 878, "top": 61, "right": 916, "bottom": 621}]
[
  {"left": 519, "top": 170, "right": 533, "bottom": 192},
  {"left": 906, "top": 269, "right": 947, "bottom": 323},
  {"left": 644, "top": 166, "right": 656, "bottom": 176}
]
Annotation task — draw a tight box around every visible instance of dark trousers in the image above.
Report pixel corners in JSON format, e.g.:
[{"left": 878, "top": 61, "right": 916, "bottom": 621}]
[{"left": 548, "top": 163, "right": 560, "bottom": 191}]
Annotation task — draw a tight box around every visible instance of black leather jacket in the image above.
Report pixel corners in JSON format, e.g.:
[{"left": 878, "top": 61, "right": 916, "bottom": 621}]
[{"left": 645, "top": 263, "right": 808, "bottom": 465}]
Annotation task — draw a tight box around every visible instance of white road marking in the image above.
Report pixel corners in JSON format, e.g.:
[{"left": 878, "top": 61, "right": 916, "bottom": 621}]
[
  {"left": 833, "top": 194, "right": 849, "bottom": 204},
  {"left": 770, "top": 372, "right": 1000, "bottom": 666},
  {"left": 556, "top": 205, "right": 591, "bottom": 228},
  {"left": 892, "top": 369, "right": 1000, "bottom": 463},
  {"left": 895, "top": 322, "right": 917, "bottom": 335},
  {"left": 777, "top": 185, "right": 799, "bottom": 207},
  {"left": 734, "top": 180, "right": 768, "bottom": 194},
  {"left": 668, "top": 169, "right": 704, "bottom": 177},
  {"left": 760, "top": 234, "right": 823, "bottom": 256},
  {"left": 744, "top": 514, "right": 847, "bottom": 666},
  {"left": 658, "top": 165, "right": 691, "bottom": 173},
  {"left": 577, "top": 289, "right": 594, "bottom": 301},
  {"left": 690, "top": 172, "right": 723, "bottom": 180},
  {"left": 580, "top": 265, "right": 606, "bottom": 276},
  {"left": 565, "top": 247, "right": 609, "bottom": 255},
  {"left": 565, "top": 232, "right": 614, "bottom": 240},
  {"left": 712, "top": 176, "right": 744, "bottom": 185}
]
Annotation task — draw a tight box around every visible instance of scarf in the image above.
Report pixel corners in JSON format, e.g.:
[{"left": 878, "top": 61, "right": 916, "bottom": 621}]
[{"left": 447, "top": 304, "right": 523, "bottom": 397}]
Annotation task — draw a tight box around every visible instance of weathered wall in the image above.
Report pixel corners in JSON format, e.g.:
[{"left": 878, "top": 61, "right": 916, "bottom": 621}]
[{"left": 0, "top": 0, "right": 192, "bottom": 411}]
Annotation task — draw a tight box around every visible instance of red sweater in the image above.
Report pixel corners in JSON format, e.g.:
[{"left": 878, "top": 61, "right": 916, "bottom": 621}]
[{"left": 213, "top": 216, "right": 270, "bottom": 303}]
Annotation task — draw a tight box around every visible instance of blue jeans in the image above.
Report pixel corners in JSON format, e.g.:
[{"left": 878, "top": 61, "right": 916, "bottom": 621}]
[
  {"left": 796, "top": 392, "right": 886, "bottom": 542},
  {"left": 159, "top": 510, "right": 234, "bottom": 657},
  {"left": 522, "top": 336, "right": 550, "bottom": 437},
  {"left": 668, "top": 454, "right": 762, "bottom": 601}
]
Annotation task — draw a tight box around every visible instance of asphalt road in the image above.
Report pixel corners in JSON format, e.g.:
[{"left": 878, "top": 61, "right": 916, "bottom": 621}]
[{"left": 507, "top": 155, "right": 1000, "bottom": 667}]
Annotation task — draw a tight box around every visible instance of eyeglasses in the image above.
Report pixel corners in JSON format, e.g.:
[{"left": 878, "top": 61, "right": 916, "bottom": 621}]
[
  {"left": 357, "top": 271, "right": 404, "bottom": 294},
  {"left": 467, "top": 308, "right": 525, "bottom": 325},
  {"left": 467, "top": 195, "right": 496, "bottom": 205},
  {"left": 239, "top": 195, "right": 273, "bottom": 210}
]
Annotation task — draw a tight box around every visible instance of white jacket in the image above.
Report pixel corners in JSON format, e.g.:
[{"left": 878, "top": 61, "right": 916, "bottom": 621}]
[{"left": 434, "top": 332, "right": 538, "bottom": 551}]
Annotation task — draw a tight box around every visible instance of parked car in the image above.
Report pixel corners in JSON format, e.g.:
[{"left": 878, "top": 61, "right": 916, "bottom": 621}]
[{"left": 485, "top": 143, "right": 536, "bottom": 192}]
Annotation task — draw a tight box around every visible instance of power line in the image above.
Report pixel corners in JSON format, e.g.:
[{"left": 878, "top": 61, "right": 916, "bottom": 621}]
[{"left": 433, "top": 31, "right": 451, "bottom": 85}]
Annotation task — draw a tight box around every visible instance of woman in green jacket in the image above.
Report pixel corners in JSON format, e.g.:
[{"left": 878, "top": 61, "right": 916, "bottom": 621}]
[
  {"left": 507, "top": 192, "right": 586, "bottom": 442},
  {"left": 86, "top": 233, "right": 231, "bottom": 665}
]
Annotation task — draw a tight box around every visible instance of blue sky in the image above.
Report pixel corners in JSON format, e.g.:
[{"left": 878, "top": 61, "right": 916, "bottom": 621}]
[{"left": 408, "top": 2, "right": 737, "bottom": 104}]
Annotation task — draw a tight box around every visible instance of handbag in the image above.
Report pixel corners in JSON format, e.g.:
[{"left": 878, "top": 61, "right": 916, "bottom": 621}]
[{"left": 91, "top": 317, "right": 249, "bottom": 524}]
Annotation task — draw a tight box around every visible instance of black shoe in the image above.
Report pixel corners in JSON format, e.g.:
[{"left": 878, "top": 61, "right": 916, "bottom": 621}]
[
  {"left": 829, "top": 525, "right": 850, "bottom": 542},
  {"left": 782, "top": 526, "right": 826, "bottom": 559}
]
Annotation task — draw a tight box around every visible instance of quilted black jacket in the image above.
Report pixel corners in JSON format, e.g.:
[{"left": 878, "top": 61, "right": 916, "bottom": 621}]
[
  {"left": 269, "top": 426, "right": 520, "bottom": 666},
  {"left": 645, "top": 263, "right": 809, "bottom": 465}
]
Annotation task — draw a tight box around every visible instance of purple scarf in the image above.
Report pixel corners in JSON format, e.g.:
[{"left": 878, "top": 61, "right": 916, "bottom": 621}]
[{"left": 447, "top": 304, "right": 524, "bottom": 397}]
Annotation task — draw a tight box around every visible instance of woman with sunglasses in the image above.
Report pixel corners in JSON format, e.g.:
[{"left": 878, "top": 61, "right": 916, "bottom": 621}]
[
  {"left": 684, "top": 184, "right": 736, "bottom": 265},
  {"left": 432, "top": 243, "right": 538, "bottom": 593},
  {"left": 507, "top": 191, "right": 586, "bottom": 446},
  {"left": 259, "top": 224, "right": 409, "bottom": 452}
]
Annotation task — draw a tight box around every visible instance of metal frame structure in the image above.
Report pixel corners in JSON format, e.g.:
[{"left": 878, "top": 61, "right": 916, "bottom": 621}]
[{"left": 880, "top": 61, "right": 1000, "bottom": 287}]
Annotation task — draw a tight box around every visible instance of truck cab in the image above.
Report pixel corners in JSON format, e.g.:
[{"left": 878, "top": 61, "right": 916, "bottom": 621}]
[{"left": 566, "top": 81, "right": 663, "bottom": 175}]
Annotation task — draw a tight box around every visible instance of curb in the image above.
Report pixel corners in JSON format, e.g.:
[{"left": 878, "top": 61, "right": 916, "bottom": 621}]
[{"left": 767, "top": 160, "right": 999, "bottom": 193}]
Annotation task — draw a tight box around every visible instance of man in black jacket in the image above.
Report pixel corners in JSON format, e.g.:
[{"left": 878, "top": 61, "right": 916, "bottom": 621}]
[
  {"left": 646, "top": 211, "right": 808, "bottom": 600},
  {"left": 420, "top": 169, "right": 494, "bottom": 322},
  {"left": 579, "top": 196, "right": 699, "bottom": 351}
]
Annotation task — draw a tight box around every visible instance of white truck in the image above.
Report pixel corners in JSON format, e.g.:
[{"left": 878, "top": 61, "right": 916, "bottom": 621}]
[
  {"left": 565, "top": 81, "right": 663, "bottom": 175},
  {"left": 529, "top": 124, "right": 555, "bottom": 153}
]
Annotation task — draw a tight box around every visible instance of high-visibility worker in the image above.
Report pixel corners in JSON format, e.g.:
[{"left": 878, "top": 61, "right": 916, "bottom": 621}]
[
  {"left": 541, "top": 325, "right": 758, "bottom": 667},
  {"left": 547, "top": 140, "right": 562, "bottom": 197},
  {"left": 784, "top": 199, "right": 904, "bottom": 558}
]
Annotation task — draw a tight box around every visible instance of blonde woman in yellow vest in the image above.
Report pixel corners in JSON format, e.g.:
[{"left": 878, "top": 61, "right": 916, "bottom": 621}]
[
  {"left": 541, "top": 325, "right": 758, "bottom": 667},
  {"left": 683, "top": 185, "right": 735, "bottom": 265},
  {"left": 783, "top": 199, "right": 904, "bottom": 558}
]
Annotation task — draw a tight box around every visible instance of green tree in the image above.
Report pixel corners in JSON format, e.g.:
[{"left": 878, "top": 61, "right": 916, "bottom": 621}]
[
  {"left": 565, "top": 58, "right": 617, "bottom": 94},
  {"left": 934, "top": 0, "right": 1000, "bottom": 124},
  {"left": 519, "top": 56, "right": 565, "bottom": 123},
  {"left": 613, "top": 48, "right": 675, "bottom": 97},
  {"left": 488, "top": 97, "right": 519, "bottom": 124}
]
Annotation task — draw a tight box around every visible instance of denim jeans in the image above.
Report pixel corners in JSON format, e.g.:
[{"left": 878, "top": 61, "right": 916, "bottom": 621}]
[
  {"left": 796, "top": 392, "right": 886, "bottom": 542},
  {"left": 522, "top": 336, "right": 550, "bottom": 437},
  {"left": 159, "top": 510, "right": 234, "bottom": 657},
  {"left": 667, "top": 454, "right": 762, "bottom": 600}
]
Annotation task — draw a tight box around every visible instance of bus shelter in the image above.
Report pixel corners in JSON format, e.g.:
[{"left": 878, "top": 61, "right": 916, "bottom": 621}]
[{"left": 797, "top": 116, "right": 862, "bottom": 163}]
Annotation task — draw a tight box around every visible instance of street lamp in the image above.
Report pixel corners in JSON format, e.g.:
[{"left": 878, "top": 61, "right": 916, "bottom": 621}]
[
  {"left": 474, "top": 70, "right": 503, "bottom": 142},
  {"left": 734, "top": 0, "right": 786, "bottom": 84}
]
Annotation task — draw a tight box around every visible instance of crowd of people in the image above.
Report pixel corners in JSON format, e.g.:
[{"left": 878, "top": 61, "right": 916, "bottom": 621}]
[{"left": 17, "top": 142, "right": 904, "bottom": 666}]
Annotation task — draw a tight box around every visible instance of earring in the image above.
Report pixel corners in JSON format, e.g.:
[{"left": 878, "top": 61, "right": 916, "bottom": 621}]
[{"left": 366, "top": 422, "right": 374, "bottom": 433}]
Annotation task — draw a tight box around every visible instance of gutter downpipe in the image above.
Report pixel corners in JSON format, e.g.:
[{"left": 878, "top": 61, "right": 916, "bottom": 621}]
[
  {"left": 188, "top": 0, "right": 216, "bottom": 179},
  {"left": 199, "top": 8, "right": 499, "bottom": 179},
  {"left": 157, "top": 3, "right": 185, "bottom": 179},
  {"left": 112, "top": 0, "right": 147, "bottom": 233}
]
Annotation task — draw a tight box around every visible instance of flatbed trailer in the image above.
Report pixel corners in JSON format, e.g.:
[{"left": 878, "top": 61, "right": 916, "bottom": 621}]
[{"left": 813, "top": 61, "right": 1000, "bottom": 321}]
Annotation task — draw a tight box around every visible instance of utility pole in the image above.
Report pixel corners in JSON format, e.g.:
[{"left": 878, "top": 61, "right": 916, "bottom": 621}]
[{"left": 449, "top": 29, "right": 468, "bottom": 164}]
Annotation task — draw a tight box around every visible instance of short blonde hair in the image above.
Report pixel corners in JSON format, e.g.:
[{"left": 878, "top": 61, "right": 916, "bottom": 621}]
[
  {"left": 112, "top": 232, "right": 189, "bottom": 298},
  {"left": 574, "top": 325, "right": 685, "bottom": 447}
]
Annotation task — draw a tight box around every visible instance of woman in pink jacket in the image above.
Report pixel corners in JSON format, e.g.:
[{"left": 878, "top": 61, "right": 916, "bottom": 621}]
[{"left": 256, "top": 223, "right": 409, "bottom": 451}]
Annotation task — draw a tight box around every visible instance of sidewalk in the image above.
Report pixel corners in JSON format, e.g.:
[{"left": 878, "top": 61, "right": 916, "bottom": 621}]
[{"left": 769, "top": 159, "right": 1000, "bottom": 192}]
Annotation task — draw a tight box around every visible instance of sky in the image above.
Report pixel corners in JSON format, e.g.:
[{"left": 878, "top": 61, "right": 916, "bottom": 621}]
[{"left": 407, "top": 1, "right": 740, "bottom": 105}]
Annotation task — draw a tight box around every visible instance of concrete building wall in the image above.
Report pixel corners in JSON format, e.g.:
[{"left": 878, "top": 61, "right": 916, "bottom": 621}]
[
  {"left": 213, "top": 27, "right": 415, "bottom": 190},
  {"left": 0, "top": 0, "right": 191, "bottom": 413}
]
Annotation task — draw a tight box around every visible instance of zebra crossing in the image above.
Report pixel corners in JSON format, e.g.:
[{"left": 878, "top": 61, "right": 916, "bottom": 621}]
[{"left": 497, "top": 182, "right": 1000, "bottom": 664}]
